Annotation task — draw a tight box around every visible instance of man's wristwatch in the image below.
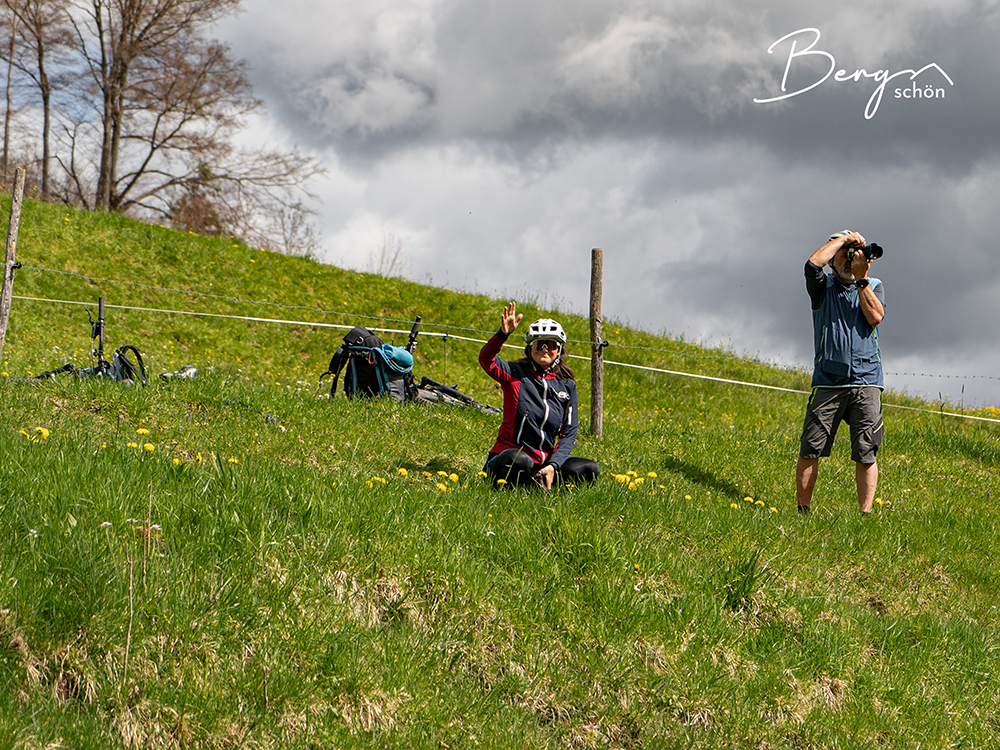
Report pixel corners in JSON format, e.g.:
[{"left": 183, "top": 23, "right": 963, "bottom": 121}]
[{"left": 855, "top": 278, "right": 870, "bottom": 290}]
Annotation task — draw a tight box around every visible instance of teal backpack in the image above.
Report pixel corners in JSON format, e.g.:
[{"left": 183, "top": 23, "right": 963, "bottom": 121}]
[{"left": 320, "top": 326, "right": 415, "bottom": 400}]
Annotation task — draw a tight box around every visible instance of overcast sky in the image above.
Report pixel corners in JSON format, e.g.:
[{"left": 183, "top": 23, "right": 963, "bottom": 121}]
[{"left": 216, "top": 0, "right": 1000, "bottom": 407}]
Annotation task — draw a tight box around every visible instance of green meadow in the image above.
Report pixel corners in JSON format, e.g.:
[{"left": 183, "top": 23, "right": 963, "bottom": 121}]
[{"left": 1, "top": 196, "right": 999, "bottom": 748}]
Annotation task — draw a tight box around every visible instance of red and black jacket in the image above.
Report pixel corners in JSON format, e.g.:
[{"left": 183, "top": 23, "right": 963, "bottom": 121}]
[{"left": 479, "top": 330, "right": 579, "bottom": 470}]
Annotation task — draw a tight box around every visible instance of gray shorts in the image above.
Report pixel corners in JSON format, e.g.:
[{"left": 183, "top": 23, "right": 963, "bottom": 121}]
[{"left": 799, "top": 386, "right": 883, "bottom": 464}]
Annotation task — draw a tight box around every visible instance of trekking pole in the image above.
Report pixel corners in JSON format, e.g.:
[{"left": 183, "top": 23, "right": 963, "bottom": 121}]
[
  {"left": 406, "top": 315, "right": 422, "bottom": 353},
  {"left": 89, "top": 297, "right": 106, "bottom": 374},
  {"left": 98, "top": 297, "right": 105, "bottom": 360}
]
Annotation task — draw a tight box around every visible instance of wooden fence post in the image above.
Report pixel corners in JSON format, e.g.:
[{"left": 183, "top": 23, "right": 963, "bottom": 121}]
[
  {"left": 590, "top": 247, "right": 604, "bottom": 437},
  {"left": 0, "top": 166, "right": 25, "bottom": 367}
]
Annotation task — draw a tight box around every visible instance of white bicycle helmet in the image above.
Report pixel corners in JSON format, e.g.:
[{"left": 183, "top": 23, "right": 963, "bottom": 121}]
[{"left": 524, "top": 318, "right": 567, "bottom": 346}]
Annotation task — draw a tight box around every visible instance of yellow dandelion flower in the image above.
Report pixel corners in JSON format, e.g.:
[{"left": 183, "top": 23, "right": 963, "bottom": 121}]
[
  {"left": 614, "top": 474, "right": 629, "bottom": 483},
  {"left": 172, "top": 458, "right": 182, "bottom": 465},
  {"left": 449, "top": 473, "right": 459, "bottom": 483},
  {"left": 127, "top": 442, "right": 139, "bottom": 449},
  {"left": 435, "top": 482, "right": 448, "bottom": 491},
  {"left": 423, "top": 471, "right": 433, "bottom": 478},
  {"left": 884, "top": 500, "right": 892, "bottom": 506},
  {"left": 496, "top": 478, "right": 507, "bottom": 486},
  {"left": 136, "top": 428, "right": 150, "bottom": 435},
  {"left": 685, "top": 494, "right": 692, "bottom": 500},
  {"left": 34, "top": 426, "right": 50, "bottom": 439},
  {"left": 196, "top": 452, "right": 203, "bottom": 465},
  {"left": 730, "top": 502, "right": 739, "bottom": 509},
  {"left": 143, "top": 443, "right": 155, "bottom": 452},
  {"left": 437, "top": 470, "right": 448, "bottom": 477},
  {"left": 770, "top": 507, "right": 778, "bottom": 513},
  {"left": 634, "top": 477, "right": 645, "bottom": 486},
  {"left": 372, "top": 476, "right": 387, "bottom": 484},
  {"left": 228, "top": 457, "right": 238, "bottom": 464},
  {"left": 874, "top": 497, "right": 883, "bottom": 506},
  {"left": 755, "top": 500, "right": 765, "bottom": 507},
  {"left": 626, "top": 470, "right": 638, "bottom": 477},
  {"left": 744, "top": 496, "right": 754, "bottom": 503},
  {"left": 477, "top": 471, "right": 488, "bottom": 477},
  {"left": 397, "top": 467, "right": 408, "bottom": 476},
  {"left": 19, "top": 429, "right": 30, "bottom": 439}
]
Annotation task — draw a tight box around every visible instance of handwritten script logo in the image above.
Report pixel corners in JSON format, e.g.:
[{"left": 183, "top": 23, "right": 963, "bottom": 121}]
[{"left": 753, "top": 28, "right": 955, "bottom": 119}]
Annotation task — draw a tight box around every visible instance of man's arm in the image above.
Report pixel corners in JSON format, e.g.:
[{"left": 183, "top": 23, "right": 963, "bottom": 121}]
[
  {"left": 850, "top": 248, "right": 885, "bottom": 326},
  {"left": 809, "top": 231, "right": 864, "bottom": 267},
  {"left": 855, "top": 276, "right": 885, "bottom": 326},
  {"left": 804, "top": 260, "right": 827, "bottom": 309}
]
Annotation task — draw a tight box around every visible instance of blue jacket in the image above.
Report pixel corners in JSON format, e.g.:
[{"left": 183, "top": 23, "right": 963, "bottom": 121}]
[{"left": 805, "top": 261, "right": 885, "bottom": 388}]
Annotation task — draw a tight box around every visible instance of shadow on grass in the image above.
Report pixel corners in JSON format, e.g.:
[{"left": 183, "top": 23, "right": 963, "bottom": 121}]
[
  {"left": 661, "top": 454, "right": 743, "bottom": 501},
  {"left": 395, "top": 455, "right": 465, "bottom": 475}
]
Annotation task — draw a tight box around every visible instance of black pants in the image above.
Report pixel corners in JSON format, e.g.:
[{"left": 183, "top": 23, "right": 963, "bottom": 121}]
[{"left": 485, "top": 448, "right": 600, "bottom": 487}]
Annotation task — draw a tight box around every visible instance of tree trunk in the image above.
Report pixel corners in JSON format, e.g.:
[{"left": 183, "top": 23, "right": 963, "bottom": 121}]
[
  {"left": 2, "top": 15, "right": 15, "bottom": 186},
  {"left": 38, "top": 51, "right": 49, "bottom": 198}
]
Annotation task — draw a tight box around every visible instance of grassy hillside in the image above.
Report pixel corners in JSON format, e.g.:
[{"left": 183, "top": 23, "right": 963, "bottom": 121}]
[{"left": 1, "top": 196, "right": 999, "bottom": 748}]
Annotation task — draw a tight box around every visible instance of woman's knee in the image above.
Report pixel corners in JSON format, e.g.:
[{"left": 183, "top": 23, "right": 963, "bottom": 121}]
[
  {"left": 560, "top": 457, "right": 600, "bottom": 483},
  {"left": 487, "top": 449, "right": 535, "bottom": 482}
]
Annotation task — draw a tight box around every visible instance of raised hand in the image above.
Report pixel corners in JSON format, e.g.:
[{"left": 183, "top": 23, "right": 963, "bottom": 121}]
[{"left": 501, "top": 301, "right": 523, "bottom": 335}]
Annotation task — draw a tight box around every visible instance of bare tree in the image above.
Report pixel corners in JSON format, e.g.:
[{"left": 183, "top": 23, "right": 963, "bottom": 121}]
[
  {"left": 55, "top": 0, "right": 322, "bottom": 251},
  {"left": 0, "top": 0, "right": 321, "bottom": 252},
  {"left": 2, "top": 0, "right": 74, "bottom": 198},
  {"left": 167, "top": 151, "right": 322, "bottom": 255},
  {"left": 368, "top": 228, "right": 406, "bottom": 278},
  {"left": 273, "top": 201, "right": 320, "bottom": 259},
  {"left": 67, "top": 0, "right": 243, "bottom": 211},
  {"left": 1, "top": 4, "right": 15, "bottom": 184},
  {"left": 168, "top": 181, "right": 223, "bottom": 235}
]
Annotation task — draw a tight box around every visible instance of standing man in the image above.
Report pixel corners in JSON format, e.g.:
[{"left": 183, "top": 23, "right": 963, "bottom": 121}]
[{"left": 797, "top": 230, "right": 886, "bottom": 514}]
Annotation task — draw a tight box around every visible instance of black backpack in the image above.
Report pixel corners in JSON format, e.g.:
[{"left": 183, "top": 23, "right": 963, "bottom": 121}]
[{"left": 320, "top": 326, "right": 415, "bottom": 401}]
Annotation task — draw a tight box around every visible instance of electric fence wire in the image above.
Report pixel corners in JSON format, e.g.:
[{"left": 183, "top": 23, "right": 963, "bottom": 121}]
[
  {"left": 27, "top": 264, "right": 1000, "bottom": 381},
  {"left": 12, "top": 292, "right": 1000, "bottom": 425},
  {"left": 19, "top": 265, "right": 493, "bottom": 337},
  {"left": 882, "top": 371, "right": 1000, "bottom": 381}
]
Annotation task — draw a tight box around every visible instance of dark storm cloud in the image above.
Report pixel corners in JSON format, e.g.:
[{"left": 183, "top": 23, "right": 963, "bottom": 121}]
[{"left": 223, "top": 0, "right": 1000, "bottom": 169}]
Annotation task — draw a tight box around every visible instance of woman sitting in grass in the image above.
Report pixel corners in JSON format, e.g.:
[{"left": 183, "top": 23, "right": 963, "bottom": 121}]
[{"left": 478, "top": 302, "right": 600, "bottom": 489}]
